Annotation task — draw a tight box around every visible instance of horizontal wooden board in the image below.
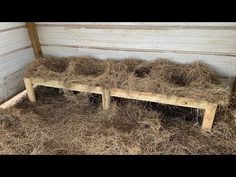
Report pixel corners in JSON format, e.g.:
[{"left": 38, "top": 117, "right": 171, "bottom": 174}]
[
  {"left": 29, "top": 77, "right": 209, "bottom": 109},
  {"left": 30, "top": 77, "right": 231, "bottom": 109},
  {"left": 37, "top": 26, "right": 236, "bottom": 55},
  {"left": 0, "top": 47, "right": 35, "bottom": 79},
  {"left": 0, "top": 89, "right": 27, "bottom": 109},
  {"left": 0, "top": 22, "right": 25, "bottom": 31},
  {"left": 41, "top": 46, "right": 236, "bottom": 77},
  {"left": 0, "top": 27, "right": 32, "bottom": 56},
  {"left": 31, "top": 78, "right": 103, "bottom": 94},
  {"left": 110, "top": 88, "right": 209, "bottom": 109}
]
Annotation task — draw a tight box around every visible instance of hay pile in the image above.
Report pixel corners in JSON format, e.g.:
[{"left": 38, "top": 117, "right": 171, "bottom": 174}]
[
  {"left": 0, "top": 87, "right": 236, "bottom": 155},
  {"left": 24, "top": 56, "right": 230, "bottom": 104}
]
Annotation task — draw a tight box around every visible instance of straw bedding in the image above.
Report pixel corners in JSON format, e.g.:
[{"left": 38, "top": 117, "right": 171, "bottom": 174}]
[
  {"left": 0, "top": 87, "right": 235, "bottom": 155},
  {"left": 1, "top": 56, "right": 232, "bottom": 154},
  {"left": 24, "top": 56, "right": 230, "bottom": 104}
]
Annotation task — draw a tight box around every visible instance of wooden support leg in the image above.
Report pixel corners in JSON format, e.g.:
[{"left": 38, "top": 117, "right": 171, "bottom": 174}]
[
  {"left": 102, "top": 89, "right": 110, "bottom": 110},
  {"left": 201, "top": 103, "right": 217, "bottom": 131},
  {"left": 24, "top": 78, "right": 36, "bottom": 102}
]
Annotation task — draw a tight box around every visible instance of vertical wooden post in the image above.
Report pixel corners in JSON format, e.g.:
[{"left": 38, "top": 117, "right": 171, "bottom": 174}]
[
  {"left": 102, "top": 89, "right": 110, "bottom": 110},
  {"left": 26, "top": 22, "right": 43, "bottom": 59},
  {"left": 24, "top": 78, "right": 36, "bottom": 102},
  {"left": 201, "top": 103, "right": 217, "bottom": 131}
]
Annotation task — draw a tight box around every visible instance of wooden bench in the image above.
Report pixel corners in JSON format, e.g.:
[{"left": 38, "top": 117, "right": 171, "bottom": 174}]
[{"left": 24, "top": 77, "right": 233, "bottom": 131}]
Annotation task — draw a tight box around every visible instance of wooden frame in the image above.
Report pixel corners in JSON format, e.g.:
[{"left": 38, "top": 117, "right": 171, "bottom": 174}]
[{"left": 23, "top": 77, "right": 230, "bottom": 131}]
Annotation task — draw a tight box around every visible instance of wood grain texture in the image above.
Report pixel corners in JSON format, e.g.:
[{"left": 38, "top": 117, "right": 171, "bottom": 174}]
[
  {"left": 102, "top": 89, "right": 111, "bottom": 110},
  {"left": 26, "top": 22, "right": 43, "bottom": 59},
  {"left": 110, "top": 88, "right": 208, "bottom": 109},
  {"left": 30, "top": 78, "right": 213, "bottom": 109},
  {"left": 0, "top": 90, "right": 27, "bottom": 109},
  {"left": 202, "top": 103, "right": 218, "bottom": 131},
  {"left": 29, "top": 77, "right": 227, "bottom": 131},
  {"left": 31, "top": 78, "right": 103, "bottom": 94},
  {"left": 24, "top": 78, "right": 36, "bottom": 102}
]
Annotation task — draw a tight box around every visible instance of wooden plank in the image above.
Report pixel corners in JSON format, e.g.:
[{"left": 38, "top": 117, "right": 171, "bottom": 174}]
[
  {"left": 31, "top": 78, "right": 231, "bottom": 108},
  {"left": 24, "top": 78, "right": 36, "bottom": 102},
  {"left": 0, "top": 84, "right": 38, "bottom": 109},
  {"left": 41, "top": 46, "right": 236, "bottom": 77},
  {"left": 30, "top": 78, "right": 103, "bottom": 94},
  {"left": 31, "top": 78, "right": 207, "bottom": 109},
  {"left": 102, "top": 89, "right": 110, "bottom": 110},
  {"left": 201, "top": 103, "right": 218, "bottom": 131},
  {"left": 26, "top": 22, "right": 43, "bottom": 59},
  {"left": 110, "top": 88, "right": 207, "bottom": 109},
  {"left": 29, "top": 77, "right": 229, "bottom": 131},
  {"left": 0, "top": 90, "right": 27, "bottom": 109}
]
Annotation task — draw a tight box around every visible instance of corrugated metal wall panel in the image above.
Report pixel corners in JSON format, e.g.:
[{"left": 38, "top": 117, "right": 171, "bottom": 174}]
[
  {"left": 0, "top": 22, "right": 24, "bottom": 31},
  {"left": 36, "top": 22, "right": 236, "bottom": 77},
  {"left": 36, "top": 22, "right": 236, "bottom": 27},
  {"left": 0, "top": 27, "right": 31, "bottom": 56},
  {"left": 0, "top": 22, "right": 35, "bottom": 103},
  {"left": 0, "top": 48, "right": 35, "bottom": 78},
  {"left": 37, "top": 27, "right": 236, "bottom": 55}
]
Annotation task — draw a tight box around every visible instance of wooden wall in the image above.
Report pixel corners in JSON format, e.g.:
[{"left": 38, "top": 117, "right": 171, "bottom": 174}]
[
  {"left": 36, "top": 22, "right": 236, "bottom": 77},
  {"left": 0, "top": 23, "right": 34, "bottom": 103}
]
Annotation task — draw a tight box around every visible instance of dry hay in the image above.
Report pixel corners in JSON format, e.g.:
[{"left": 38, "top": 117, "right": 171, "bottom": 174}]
[
  {"left": 0, "top": 87, "right": 236, "bottom": 155},
  {"left": 24, "top": 56, "right": 230, "bottom": 105}
]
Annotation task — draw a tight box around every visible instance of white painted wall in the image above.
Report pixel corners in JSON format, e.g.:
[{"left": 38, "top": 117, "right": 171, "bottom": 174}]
[
  {"left": 0, "top": 23, "right": 35, "bottom": 103},
  {"left": 1, "top": 22, "right": 235, "bottom": 102},
  {"left": 36, "top": 22, "right": 236, "bottom": 77}
]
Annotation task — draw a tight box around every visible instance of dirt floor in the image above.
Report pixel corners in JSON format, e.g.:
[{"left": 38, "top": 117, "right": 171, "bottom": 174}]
[{"left": 0, "top": 87, "right": 236, "bottom": 155}]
